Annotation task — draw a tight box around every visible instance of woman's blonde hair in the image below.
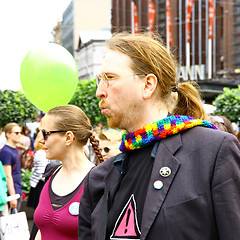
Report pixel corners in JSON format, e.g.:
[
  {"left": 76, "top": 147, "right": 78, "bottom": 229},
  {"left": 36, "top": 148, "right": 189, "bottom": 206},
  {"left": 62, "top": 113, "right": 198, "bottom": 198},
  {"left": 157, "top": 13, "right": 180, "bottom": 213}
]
[
  {"left": 105, "top": 32, "right": 207, "bottom": 120},
  {"left": 34, "top": 131, "right": 44, "bottom": 151}
]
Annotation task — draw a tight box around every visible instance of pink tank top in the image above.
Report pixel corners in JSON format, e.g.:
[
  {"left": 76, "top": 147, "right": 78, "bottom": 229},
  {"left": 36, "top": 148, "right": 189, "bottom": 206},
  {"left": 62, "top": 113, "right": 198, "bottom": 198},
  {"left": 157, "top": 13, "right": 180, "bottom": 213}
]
[{"left": 34, "top": 174, "right": 84, "bottom": 240}]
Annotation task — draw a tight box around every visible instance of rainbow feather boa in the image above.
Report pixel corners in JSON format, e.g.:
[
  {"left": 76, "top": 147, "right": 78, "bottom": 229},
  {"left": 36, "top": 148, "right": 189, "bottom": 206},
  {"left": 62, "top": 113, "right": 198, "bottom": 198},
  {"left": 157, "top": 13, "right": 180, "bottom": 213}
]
[{"left": 119, "top": 115, "right": 217, "bottom": 152}]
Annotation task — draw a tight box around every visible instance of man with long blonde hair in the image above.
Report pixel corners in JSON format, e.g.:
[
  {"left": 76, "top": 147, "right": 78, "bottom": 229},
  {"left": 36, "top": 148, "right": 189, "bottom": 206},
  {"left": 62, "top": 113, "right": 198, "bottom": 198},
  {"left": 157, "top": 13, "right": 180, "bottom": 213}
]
[{"left": 79, "top": 32, "right": 240, "bottom": 240}]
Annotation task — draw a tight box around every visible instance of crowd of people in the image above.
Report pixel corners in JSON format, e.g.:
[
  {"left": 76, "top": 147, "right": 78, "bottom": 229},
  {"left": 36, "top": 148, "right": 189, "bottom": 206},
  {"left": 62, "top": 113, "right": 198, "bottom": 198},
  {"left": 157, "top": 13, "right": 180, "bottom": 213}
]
[
  {"left": 0, "top": 115, "right": 122, "bottom": 219},
  {"left": 0, "top": 32, "right": 240, "bottom": 240}
]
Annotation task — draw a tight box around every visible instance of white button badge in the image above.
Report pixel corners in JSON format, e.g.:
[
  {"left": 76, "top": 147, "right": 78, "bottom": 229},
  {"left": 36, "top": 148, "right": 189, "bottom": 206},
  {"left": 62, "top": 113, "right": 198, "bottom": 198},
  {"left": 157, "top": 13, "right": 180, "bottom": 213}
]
[
  {"left": 159, "top": 167, "right": 171, "bottom": 177},
  {"left": 153, "top": 180, "right": 163, "bottom": 190},
  {"left": 69, "top": 202, "right": 80, "bottom": 216}
]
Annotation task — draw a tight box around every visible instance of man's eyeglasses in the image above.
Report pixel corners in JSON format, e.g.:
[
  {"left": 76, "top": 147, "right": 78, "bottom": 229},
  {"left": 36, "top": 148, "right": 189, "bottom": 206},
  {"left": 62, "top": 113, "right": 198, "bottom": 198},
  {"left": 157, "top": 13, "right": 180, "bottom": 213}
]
[
  {"left": 96, "top": 73, "right": 118, "bottom": 88},
  {"left": 41, "top": 129, "right": 66, "bottom": 140},
  {"left": 96, "top": 73, "right": 146, "bottom": 88}
]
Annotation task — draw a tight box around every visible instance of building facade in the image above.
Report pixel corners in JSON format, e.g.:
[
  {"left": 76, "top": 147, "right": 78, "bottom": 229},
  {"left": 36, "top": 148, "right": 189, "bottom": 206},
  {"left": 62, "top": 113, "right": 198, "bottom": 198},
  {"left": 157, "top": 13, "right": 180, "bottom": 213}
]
[
  {"left": 61, "top": 0, "right": 111, "bottom": 57},
  {"left": 76, "top": 30, "right": 112, "bottom": 80},
  {"left": 111, "top": 0, "right": 240, "bottom": 101},
  {"left": 62, "top": 0, "right": 74, "bottom": 55},
  {"left": 77, "top": 40, "right": 108, "bottom": 80}
]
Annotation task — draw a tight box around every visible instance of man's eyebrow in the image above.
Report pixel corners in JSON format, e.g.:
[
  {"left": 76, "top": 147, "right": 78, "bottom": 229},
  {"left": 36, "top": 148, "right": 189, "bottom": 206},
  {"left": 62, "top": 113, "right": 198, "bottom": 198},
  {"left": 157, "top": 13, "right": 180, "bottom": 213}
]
[{"left": 104, "top": 72, "right": 117, "bottom": 75}]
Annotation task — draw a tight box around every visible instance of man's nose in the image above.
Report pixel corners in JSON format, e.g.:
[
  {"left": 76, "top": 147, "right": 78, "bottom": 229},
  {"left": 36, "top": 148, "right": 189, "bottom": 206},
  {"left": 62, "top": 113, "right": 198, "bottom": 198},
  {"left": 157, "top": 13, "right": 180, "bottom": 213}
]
[{"left": 96, "top": 82, "right": 107, "bottom": 99}]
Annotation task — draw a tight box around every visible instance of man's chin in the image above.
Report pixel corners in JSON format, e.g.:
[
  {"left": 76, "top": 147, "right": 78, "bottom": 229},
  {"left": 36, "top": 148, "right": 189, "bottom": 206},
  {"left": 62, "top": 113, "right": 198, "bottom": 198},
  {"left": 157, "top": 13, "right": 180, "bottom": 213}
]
[
  {"left": 107, "top": 118, "right": 114, "bottom": 128},
  {"left": 107, "top": 117, "right": 118, "bottom": 129}
]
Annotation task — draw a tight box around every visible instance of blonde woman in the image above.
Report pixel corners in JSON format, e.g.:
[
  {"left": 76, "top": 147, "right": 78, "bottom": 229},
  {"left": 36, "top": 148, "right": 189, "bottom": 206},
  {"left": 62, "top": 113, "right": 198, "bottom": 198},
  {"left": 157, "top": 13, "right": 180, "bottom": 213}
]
[{"left": 33, "top": 105, "right": 103, "bottom": 240}]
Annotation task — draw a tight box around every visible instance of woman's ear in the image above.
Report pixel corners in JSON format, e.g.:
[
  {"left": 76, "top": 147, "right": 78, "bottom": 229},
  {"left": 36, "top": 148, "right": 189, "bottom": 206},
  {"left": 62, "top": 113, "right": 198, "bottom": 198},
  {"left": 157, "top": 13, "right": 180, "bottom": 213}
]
[
  {"left": 65, "top": 131, "right": 75, "bottom": 146},
  {"left": 142, "top": 74, "right": 158, "bottom": 99}
]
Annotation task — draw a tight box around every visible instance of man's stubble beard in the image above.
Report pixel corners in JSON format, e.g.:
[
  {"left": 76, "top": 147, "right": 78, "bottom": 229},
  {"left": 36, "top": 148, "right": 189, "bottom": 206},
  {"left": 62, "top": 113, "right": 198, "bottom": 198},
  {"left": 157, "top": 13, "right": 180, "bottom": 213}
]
[{"left": 107, "top": 108, "right": 139, "bottom": 132}]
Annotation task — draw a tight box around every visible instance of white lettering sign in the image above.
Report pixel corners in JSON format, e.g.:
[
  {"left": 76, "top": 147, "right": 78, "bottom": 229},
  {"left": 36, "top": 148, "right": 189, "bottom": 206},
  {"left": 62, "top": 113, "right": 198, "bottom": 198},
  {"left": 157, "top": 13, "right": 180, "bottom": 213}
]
[{"left": 177, "top": 64, "right": 206, "bottom": 81}]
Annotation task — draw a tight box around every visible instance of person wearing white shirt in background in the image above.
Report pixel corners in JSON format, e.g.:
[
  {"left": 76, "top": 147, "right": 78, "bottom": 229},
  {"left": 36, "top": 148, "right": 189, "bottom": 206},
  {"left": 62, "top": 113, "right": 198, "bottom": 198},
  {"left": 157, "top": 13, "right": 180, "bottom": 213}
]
[
  {"left": 27, "top": 131, "right": 50, "bottom": 210},
  {"left": 0, "top": 129, "right": 7, "bottom": 150},
  {"left": 17, "top": 126, "right": 31, "bottom": 157}
]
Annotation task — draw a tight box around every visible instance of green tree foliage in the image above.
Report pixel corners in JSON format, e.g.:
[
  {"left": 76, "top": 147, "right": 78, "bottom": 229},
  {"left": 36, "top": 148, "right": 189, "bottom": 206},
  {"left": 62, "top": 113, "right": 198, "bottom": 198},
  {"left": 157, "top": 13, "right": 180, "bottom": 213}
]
[
  {"left": 70, "top": 79, "right": 107, "bottom": 127},
  {"left": 21, "top": 169, "right": 32, "bottom": 197},
  {"left": 0, "top": 90, "right": 37, "bottom": 128},
  {"left": 213, "top": 85, "right": 240, "bottom": 126}
]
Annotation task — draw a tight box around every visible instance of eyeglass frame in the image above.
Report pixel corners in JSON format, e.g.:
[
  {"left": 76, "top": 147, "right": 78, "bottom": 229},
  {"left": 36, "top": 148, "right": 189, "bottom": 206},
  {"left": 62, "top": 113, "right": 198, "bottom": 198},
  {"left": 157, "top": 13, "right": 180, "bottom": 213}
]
[
  {"left": 96, "top": 72, "right": 146, "bottom": 88},
  {"left": 41, "top": 129, "right": 67, "bottom": 141}
]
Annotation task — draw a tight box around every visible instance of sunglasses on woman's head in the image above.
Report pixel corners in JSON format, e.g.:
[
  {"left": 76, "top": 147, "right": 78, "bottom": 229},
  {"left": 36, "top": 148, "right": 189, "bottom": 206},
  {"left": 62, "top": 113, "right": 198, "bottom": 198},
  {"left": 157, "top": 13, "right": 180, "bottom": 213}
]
[{"left": 41, "top": 129, "right": 66, "bottom": 140}]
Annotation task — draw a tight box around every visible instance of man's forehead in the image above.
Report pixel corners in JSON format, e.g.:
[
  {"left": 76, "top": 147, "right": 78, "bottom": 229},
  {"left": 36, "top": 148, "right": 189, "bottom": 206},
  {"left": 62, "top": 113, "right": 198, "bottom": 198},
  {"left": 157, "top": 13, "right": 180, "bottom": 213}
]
[{"left": 100, "top": 50, "right": 132, "bottom": 73}]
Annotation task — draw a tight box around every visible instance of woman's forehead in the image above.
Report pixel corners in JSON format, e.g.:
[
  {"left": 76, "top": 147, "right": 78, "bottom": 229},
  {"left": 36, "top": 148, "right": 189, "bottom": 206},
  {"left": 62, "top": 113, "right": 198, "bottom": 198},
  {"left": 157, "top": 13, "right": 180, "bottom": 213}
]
[{"left": 40, "top": 115, "right": 55, "bottom": 128}]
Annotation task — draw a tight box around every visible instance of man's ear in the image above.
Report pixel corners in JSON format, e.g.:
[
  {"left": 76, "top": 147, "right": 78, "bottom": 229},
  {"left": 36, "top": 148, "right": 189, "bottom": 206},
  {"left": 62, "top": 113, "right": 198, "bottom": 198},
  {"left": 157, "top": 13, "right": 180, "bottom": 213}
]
[
  {"left": 65, "top": 131, "right": 75, "bottom": 146},
  {"left": 142, "top": 74, "right": 158, "bottom": 99}
]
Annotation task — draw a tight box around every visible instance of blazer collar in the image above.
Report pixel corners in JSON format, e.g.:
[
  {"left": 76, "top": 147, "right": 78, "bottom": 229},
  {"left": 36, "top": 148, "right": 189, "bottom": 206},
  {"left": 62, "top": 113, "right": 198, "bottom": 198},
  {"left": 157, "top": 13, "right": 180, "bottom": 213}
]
[
  {"left": 103, "top": 155, "right": 123, "bottom": 205},
  {"left": 141, "top": 133, "right": 182, "bottom": 240}
]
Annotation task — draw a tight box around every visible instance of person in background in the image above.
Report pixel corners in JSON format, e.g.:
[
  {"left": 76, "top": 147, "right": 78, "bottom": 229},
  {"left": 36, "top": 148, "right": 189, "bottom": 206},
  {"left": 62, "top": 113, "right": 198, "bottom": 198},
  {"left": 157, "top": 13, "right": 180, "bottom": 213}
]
[
  {"left": 33, "top": 128, "right": 40, "bottom": 142},
  {"left": 17, "top": 125, "right": 32, "bottom": 156},
  {"left": 0, "top": 123, "right": 22, "bottom": 212},
  {"left": 78, "top": 32, "right": 240, "bottom": 240},
  {"left": 32, "top": 127, "right": 40, "bottom": 148},
  {"left": 0, "top": 128, "right": 7, "bottom": 150},
  {"left": 97, "top": 129, "right": 122, "bottom": 162},
  {"left": 237, "top": 131, "right": 240, "bottom": 142},
  {"left": 208, "top": 115, "right": 237, "bottom": 135},
  {"left": 0, "top": 161, "right": 8, "bottom": 216},
  {"left": 34, "top": 105, "right": 103, "bottom": 240},
  {"left": 27, "top": 131, "right": 50, "bottom": 210}
]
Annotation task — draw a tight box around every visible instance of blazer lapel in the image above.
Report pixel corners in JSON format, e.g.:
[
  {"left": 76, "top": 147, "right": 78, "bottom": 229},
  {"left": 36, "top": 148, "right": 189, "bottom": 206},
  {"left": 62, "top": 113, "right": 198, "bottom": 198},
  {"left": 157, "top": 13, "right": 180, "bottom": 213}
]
[
  {"left": 141, "top": 134, "right": 182, "bottom": 240},
  {"left": 103, "top": 163, "right": 122, "bottom": 206},
  {"left": 96, "top": 162, "right": 122, "bottom": 240}
]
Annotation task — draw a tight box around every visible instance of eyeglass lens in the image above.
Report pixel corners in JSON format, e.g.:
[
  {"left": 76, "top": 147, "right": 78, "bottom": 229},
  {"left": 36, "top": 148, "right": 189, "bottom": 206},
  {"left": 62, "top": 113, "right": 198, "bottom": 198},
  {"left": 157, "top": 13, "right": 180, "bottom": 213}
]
[
  {"left": 41, "top": 130, "right": 67, "bottom": 140},
  {"left": 96, "top": 73, "right": 108, "bottom": 87},
  {"left": 41, "top": 130, "right": 47, "bottom": 140}
]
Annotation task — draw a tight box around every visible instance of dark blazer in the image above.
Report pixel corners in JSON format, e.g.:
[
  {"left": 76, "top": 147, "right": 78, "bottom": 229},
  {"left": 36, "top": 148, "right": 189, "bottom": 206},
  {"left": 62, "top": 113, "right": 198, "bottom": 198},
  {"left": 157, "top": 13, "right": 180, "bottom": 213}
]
[{"left": 79, "top": 127, "right": 240, "bottom": 240}]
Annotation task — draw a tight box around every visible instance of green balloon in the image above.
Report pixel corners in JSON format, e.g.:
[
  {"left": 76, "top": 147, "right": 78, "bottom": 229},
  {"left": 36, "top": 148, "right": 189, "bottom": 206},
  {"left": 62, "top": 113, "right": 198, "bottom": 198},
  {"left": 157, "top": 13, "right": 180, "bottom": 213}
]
[{"left": 20, "top": 43, "right": 78, "bottom": 112}]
